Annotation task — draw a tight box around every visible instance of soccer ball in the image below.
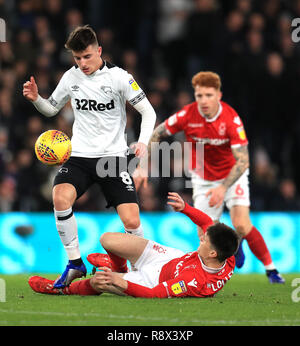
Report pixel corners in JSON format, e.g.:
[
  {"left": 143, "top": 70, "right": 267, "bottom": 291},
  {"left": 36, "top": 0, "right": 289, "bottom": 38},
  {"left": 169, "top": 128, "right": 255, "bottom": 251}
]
[{"left": 35, "top": 130, "right": 72, "bottom": 165}]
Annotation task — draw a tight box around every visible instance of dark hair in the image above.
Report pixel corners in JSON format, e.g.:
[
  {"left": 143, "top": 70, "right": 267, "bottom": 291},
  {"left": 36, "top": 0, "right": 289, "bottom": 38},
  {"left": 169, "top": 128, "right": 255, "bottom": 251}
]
[
  {"left": 207, "top": 223, "right": 239, "bottom": 262},
  {"left": 65, "top": 25, "right": 98, "bottom": 52}
]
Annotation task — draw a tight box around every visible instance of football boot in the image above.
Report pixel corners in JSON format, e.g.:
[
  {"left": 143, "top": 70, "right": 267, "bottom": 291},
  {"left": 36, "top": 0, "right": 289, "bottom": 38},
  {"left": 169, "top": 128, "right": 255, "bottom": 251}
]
[
  {"left": 235, "top": 240, "right": 246, "bottom": 269},
  {"left": 29, "top": 276, "right": 63, "bottom": 294},
  {"left": 266, "top": 269, "right": 285, "bottom": 284},
  {"left": 53, "top": 261, "right": 87, "bottom": 289}
]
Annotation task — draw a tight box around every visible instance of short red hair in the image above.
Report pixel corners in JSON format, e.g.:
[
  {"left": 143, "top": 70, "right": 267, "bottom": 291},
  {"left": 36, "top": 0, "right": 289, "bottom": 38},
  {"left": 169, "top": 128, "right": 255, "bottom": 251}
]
[{"left": 191, "top": 71, "right": 221, "bottom": 90}]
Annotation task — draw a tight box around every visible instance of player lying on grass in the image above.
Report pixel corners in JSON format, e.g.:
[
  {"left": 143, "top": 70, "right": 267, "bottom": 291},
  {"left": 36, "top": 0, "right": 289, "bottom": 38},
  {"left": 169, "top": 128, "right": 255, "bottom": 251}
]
[{"left": 29, "top": 192, "right": 239, "bottom": 298}]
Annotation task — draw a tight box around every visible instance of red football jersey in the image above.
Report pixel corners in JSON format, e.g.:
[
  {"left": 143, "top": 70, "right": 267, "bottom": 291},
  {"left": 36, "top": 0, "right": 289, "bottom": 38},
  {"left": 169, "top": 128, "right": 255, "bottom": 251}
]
[
  {"left": 158, "top": 251, "right": 235, "bottom": 298},
  {"left": 164, "top": 101, "right": 248, "bottom": 180},
  {"left": 125, "top": 251, "right": 235, "bottom": 298},
  {"left": 124, "top": 203, "right": 235, "bottom": 298}
]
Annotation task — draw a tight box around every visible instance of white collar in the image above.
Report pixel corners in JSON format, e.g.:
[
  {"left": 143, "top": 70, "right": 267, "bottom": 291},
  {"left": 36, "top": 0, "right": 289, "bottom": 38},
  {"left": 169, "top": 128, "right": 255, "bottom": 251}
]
[
  {"left": 198, "top": 102, "right": 223, "bottom": 122},
  {"left": 198, "top": 254, "right": 226, "bottom": 274}
]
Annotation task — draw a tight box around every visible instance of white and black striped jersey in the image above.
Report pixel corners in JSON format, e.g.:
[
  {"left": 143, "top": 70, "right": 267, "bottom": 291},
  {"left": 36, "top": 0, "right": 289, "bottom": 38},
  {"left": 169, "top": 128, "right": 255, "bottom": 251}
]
[{"left": 49, "top": 61, "right": 147, "bottom": 158}]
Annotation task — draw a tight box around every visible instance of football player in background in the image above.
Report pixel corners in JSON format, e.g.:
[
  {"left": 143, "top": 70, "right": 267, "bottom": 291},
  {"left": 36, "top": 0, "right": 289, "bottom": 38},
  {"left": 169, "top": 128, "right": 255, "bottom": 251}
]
[
  {"left": 23, "top": 25, "right": 156, "bottom": 288},
  {"left": 134, "top": 71, "right": 284, "bottom": 284},
  {"left": 29, "top": 192, "right": 239, "bottom": 298}
]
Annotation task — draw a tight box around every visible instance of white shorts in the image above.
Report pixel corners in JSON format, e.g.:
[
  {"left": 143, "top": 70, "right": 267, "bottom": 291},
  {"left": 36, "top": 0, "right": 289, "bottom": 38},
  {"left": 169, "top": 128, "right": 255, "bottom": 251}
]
[
  {"left": 123, "top": 240, "right": 184, "bottom": 288},
  {"left": 192, "top": 169, "right": 250, "bottom": 221}
]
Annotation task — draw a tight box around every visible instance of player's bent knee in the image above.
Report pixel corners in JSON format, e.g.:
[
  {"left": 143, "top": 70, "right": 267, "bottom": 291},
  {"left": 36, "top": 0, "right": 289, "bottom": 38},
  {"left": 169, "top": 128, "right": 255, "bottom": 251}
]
[
  {"left": 100, "top": 232, "right": 109, "bottom": 247},
  {"left": 53, "top": 193, "right": 73, "bottom": 211},
  {"left": 53, "top": 184, "right": 76, "bottom": 210},
  {"left": 122, "top": 217, "right": 140, "bottom": 230},
  {"left": 117, "top": 203, "right": 140, "bottom": 230},
  {"left": 100, "top": 232, "right": 118, "bottom": 249},
  {"left": 232, "top": 221, "right": 252, "bottom": 236}
]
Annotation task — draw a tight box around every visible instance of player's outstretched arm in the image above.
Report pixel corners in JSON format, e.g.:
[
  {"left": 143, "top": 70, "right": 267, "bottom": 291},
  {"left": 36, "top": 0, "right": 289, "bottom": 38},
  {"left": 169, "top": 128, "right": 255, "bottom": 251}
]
[
  {"left": 168, "top": 192, "right": 213, "bottom": 232},
  {"left": 23, "top": 75, "right": 66, "bottom": 118}
]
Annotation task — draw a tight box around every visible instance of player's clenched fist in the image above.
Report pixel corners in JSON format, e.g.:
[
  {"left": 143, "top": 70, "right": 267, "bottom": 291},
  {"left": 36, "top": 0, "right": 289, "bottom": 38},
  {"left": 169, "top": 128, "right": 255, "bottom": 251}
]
[{"left": 23, "top": 76, "right": 38, "bottom": 102}]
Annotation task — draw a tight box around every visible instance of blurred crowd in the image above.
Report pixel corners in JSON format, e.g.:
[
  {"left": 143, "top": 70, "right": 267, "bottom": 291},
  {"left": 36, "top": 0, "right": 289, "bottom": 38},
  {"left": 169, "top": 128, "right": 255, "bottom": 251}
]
[{"left": 0, "top": 0, "right": 300, "bottom": 212}]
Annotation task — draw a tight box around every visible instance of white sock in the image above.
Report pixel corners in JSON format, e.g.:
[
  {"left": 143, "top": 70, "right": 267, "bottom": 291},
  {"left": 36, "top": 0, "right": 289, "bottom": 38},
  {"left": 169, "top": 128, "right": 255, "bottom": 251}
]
[
  {"left": 54, "top": 207, "right": 81, "bottom": 260},
  {"left": 265, "top": 262, "right": 276, "bottom": 271},
  {"left": 125, "top": 224, "right": 144, "bottom": 238}
]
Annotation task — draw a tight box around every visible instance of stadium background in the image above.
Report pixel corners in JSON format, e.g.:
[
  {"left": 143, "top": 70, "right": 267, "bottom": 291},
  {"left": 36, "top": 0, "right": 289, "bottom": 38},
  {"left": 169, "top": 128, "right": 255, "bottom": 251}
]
[{"left": 0, "top": 0, "right": 300, "bottom": 274}]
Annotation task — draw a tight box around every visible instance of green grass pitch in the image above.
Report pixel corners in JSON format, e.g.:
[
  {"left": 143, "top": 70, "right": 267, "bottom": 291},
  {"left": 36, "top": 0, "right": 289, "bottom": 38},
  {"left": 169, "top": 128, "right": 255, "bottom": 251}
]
[{"left": 0, "top": 273, "right": 300, "bottom": 326}]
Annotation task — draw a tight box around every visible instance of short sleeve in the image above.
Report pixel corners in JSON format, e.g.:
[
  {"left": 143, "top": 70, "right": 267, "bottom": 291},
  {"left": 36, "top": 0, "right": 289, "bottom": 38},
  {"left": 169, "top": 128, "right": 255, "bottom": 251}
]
[
  {"left": 164, "top": 106, "right": 189, "bottom": 135},
  {"left": 162, "top": 270, "right": 205, "bottom": 298},
  {"left": 226, "top": 113, "right": 248, "bottom": 148}
]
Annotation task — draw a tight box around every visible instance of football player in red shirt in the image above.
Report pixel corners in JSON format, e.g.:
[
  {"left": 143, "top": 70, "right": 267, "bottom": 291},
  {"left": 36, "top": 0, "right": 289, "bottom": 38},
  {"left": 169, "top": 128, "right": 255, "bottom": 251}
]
[
  {"left": 134, "top": 71, "right": 284, "bottom": 284},
  {"left": 28, "top": 192, "right": 239, "bottom": 298}
]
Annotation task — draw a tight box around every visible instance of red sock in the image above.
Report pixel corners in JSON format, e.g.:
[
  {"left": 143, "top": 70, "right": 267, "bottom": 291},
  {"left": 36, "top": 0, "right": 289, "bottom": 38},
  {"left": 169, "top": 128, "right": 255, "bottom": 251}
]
[
  {"left": 244, "top": 226, "right": 272, "bottom": 266},
  {"left": 106, "top": 250, "right": 128, "bottom": 272},
  {"left": 65, "top": 278, "right": 100, "bottom": 295}
]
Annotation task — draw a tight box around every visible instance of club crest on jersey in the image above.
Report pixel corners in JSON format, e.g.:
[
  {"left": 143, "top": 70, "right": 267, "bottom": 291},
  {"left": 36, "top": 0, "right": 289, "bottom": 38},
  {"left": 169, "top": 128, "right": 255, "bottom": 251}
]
[
  {"left": 101, "top": 86, "right": 112, "bottom": 94},
  {"left": 218, "top": 122, "right": 226, "bottom": 136},
  {"left": 129, "top": 78, "right": 139, "bottom": 91},
  {"left": 171, "top": 281, "right": 187, "bottom": 295}
]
